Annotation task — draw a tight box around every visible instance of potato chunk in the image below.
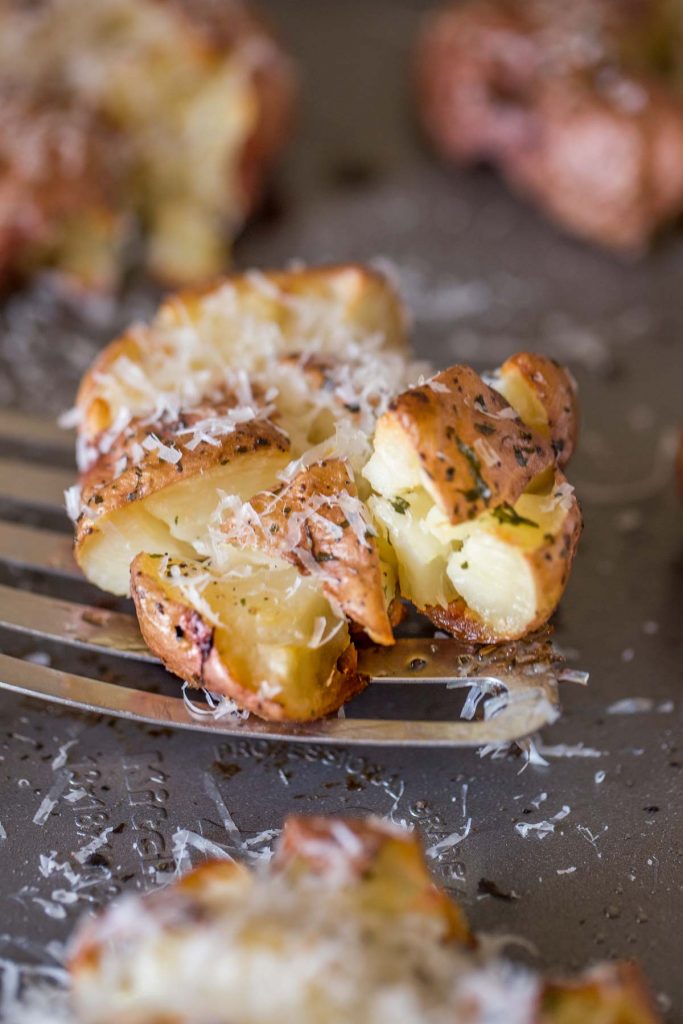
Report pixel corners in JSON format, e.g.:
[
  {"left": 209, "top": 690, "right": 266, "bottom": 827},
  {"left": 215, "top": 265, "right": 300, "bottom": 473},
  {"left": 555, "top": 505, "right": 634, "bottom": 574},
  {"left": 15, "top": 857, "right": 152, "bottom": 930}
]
[
  {"left": 74, "top": 399, "right": 289, "bottom": 595},
  {"left": 365, "top": 363, "right": 581, "bottom": 642},
  {"left": 220, "top": 458, "right": 396, "bottom": 645},
  {"left": 69, "top": 815, "right": 659, "bottom": 1024},
  {"left": 131, "top": 553, "right": 360, "bottom": 722}
]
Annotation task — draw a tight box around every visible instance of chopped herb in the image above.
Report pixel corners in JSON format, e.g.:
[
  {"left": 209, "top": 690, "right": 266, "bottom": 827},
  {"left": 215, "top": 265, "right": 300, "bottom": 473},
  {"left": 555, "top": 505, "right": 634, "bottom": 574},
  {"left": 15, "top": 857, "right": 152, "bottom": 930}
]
[
  {"left": 240, "top": 598, "right": 246, "bottom": 606},
  {"left": 390, "top": 496, "right": 410, "bottom": 515},
  {"left": 474, "top": 422, "right": 496, "bottom": 436},
  {"left": 544, "top": 532, "right": 555, "bottom": 543},
  {"left": 512, "top": 445, "right": 529, "bottom": 467},
  {"left": 456, "top": 437, "right": 491, "bottom": 504},
  {"left": 460, "top": 561, "right": 469, "bottom": 569},
  {"left": 314, "top": 551, "right": 335, "bottom": 563},
  {"left": 491, "top": 503, "right": 539, "bottom": 528}
]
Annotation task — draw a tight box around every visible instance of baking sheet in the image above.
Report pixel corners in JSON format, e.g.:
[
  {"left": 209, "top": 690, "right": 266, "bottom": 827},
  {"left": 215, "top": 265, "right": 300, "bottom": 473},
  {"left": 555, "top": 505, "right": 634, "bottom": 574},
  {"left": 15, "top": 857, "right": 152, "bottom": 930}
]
[{"left": 0, "top": 0, "right": 681, "bottom": 1019}]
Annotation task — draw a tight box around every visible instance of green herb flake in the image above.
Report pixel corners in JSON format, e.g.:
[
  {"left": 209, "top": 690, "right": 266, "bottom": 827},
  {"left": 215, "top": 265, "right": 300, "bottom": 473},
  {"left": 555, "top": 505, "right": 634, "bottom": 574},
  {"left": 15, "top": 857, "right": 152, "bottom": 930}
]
[
  {"left": 491, "top": 503, "right": 539, "bottom": 528},
  {"left": 390, "top": 496, "right": 410, "bottom": 515},
  {"left": 456, "top": 436, "right": 491, "bottom": 504}
]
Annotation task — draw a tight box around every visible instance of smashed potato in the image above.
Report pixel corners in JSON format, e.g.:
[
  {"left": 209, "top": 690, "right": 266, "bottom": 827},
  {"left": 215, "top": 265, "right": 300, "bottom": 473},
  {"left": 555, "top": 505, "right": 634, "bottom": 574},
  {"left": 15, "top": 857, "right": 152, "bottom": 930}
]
[
  {"left": 69, "top": 265, "right": 412, "bottom": 720},
  {"left": 416, "top": 0, "right": 683, "bottom": 251},
  {"left": 69, "top": 263, "right": 582, "bottom": 718},
  {"left": 364, "top": 364, "right": 581, "bottom": 642},
  {"left": 69, "top": 814, "right": 659, "bottom": 1024},
  {"left": 0, "top": 0, "right": 295, "bottom": 290}
]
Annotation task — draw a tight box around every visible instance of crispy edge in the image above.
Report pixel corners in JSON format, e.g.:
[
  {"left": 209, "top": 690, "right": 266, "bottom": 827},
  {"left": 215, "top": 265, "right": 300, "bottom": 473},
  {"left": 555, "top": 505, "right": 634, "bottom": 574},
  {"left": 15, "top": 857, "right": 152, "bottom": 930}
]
[
  {"left": 275, "top": 815, "right": 472, "bottom": 945},
  {"left": 76, "top": 263, "right": 407, "bottom": 442}
]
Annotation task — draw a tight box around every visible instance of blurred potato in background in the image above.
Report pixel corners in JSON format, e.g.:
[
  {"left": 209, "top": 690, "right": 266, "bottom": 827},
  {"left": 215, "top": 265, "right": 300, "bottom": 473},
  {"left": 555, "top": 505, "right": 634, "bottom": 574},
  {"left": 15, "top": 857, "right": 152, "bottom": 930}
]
[{"left": 0, "top": 0, "right": 295, "bottom": 292}]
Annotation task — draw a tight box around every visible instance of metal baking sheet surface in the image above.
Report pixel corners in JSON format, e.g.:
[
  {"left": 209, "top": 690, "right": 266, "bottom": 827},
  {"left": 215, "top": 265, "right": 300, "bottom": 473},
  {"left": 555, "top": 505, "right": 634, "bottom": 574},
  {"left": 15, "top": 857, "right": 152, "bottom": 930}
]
[{"left": 0, "top": 1, "right": 681, "bottom": 1019}]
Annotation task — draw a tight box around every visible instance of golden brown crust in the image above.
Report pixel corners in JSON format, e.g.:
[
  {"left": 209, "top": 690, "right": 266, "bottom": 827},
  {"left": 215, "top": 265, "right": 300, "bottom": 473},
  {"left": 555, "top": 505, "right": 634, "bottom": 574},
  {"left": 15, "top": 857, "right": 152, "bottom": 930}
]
[
  {"left": 130, "top": 552, "right": 365, "bottom": 722},
  {"left": 425, "top": 470, "right": 582, "bottom": 642},
  {"left": 74, "top": 398, "right": 288, "bottom": 555},
  {"left": 541, "top": 960, "right": 661, "bottom": 1024},
  {"left": 498, "top": 352, "right": 579, "bottom": 468},
  {"left": 221, "top": 458, "right": 394, "bottom": 645},
  {"left": 416, "top": 0, "right": 683, "bottom": 250},
  {"left": 384, "top": 364, "right": 554, "bottom": 523}
]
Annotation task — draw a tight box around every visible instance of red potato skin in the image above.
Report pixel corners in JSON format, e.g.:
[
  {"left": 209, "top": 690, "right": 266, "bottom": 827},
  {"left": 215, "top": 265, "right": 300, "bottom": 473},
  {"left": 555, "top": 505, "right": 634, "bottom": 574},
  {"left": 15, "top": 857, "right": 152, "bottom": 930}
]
[
  {"left": 0, "top": 95, "right": 126, "bottom": 291},
  {"left": 416, "top": 0, "right": 683, "bottom": 251},
  {"left": 382, "top": 364, "right": 555, "bottom": 524}
]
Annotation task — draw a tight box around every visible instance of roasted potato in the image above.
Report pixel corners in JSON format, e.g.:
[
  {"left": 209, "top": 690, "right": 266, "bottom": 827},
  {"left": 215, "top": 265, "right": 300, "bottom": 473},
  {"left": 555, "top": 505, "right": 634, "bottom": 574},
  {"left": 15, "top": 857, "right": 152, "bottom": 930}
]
[
  {"left": 541, "top": 963, "right": 661, "bottom": 1024},
  {"left": 416, "top": 0, "right": 683, "bottom": 251},
  {"left": 0, "top": 0, "right": 295, "bottom": 290},
  {"left": 364, "top": 361, "right": 582, "bottom": 642},
  {"left": 70, "top": 265, "right": 413, "bottom": 719},
  {"left": 131, "top": 552, "right": 361, "bottom": 721},
  {"left": 69, "top": 814, "right": 659, "bottom": 1024},
  {"left": 0, "top": 93, "right": 128, "bottom": 292}
]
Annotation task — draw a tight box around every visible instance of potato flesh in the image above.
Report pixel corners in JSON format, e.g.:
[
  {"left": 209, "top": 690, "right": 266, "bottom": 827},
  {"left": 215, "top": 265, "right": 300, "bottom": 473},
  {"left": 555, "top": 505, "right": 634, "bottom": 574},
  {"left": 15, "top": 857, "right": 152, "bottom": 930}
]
[
  {"left": 490, "top": 370, "right": 550, "bottom": 439},
  {"left": 82, "top": 454, "right": 288, "bottom": 595},
  {"left": 368, "top": 483, "right": 565, "bottom": 636},
  {"left": 80, "top": 505, "right": 195, "bottom": 596},
  {"left": 143, "top": 453, "right": 289, "bottom": 551},
  {"left": 168, "top": 559, "right": 349, "bottom": 709}
]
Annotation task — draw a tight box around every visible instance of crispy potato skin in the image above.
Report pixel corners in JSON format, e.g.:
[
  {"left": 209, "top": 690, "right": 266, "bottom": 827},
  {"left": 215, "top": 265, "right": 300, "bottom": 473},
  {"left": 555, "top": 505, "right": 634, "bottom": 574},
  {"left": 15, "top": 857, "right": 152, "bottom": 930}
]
[
  {"left": 384, "top": 364, "right": 554, "bottom": 523},
  {"left": 221, "top": 458, "right": 394, "bottom": 645},
  {"left": 424, "top": 472, "right": 583, "bottom": 642},
  {"left": 74, "top": 399, "right": 288, "bottom": 557},
  {"left": 498, "top": 353, "right": 579, "bottom": 468},
  {"left": 416, "top": 0, "right": 683, "bottom": 251},
  {"left": 131, "top": 552, "right": 364, "bottom": 722}
]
